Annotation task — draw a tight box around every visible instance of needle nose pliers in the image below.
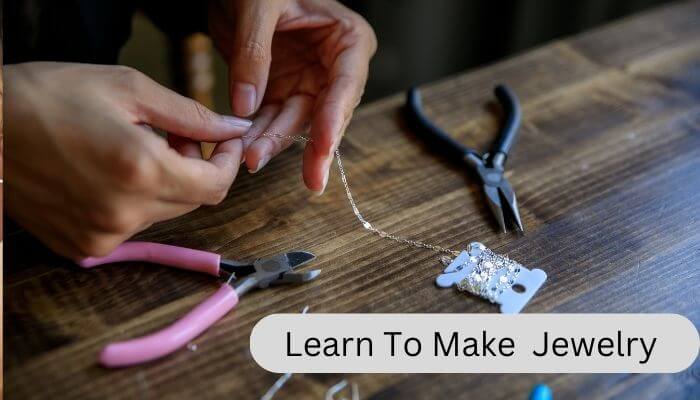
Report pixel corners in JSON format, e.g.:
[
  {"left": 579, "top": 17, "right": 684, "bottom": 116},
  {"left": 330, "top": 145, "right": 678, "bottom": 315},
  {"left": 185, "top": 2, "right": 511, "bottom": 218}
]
[
  {"left": 79, "top": 241, "right": 320, "bottom": 367},
  {"left": 404, "top": 84, "right": 524, "bottom": 232}
]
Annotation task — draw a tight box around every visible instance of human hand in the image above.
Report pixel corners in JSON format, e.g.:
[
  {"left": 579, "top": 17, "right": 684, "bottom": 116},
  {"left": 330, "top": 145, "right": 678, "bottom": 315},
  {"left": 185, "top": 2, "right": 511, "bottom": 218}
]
[
  {"left": 5, "top": 62, "right": 252, "bottom": 259},
  {"left": 209, "top": 0, "right": 377, "bottom": 193}
]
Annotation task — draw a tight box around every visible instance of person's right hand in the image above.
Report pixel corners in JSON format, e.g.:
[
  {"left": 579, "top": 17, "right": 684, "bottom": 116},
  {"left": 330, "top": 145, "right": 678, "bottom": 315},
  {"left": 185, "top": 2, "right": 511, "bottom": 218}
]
[{"left": 5, "top": 62, "right": 252, "bottom": 259}]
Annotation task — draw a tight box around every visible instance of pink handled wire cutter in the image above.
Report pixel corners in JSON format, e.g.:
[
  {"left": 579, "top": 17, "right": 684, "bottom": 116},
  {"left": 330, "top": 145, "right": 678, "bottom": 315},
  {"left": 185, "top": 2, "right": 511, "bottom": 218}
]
[{"left": 79, "top": 241, "right": 320, "bottom": 368}]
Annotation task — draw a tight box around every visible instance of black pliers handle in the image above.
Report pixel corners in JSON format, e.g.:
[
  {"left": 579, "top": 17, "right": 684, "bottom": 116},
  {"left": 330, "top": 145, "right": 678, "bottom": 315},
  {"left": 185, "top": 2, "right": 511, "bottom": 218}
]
[
  {"left": 405, "top": 84, "right": 521, "bottom": 167},
  {"left": 403, "top": 84, "right": 524, "bottom": 232},
  {"left": 489, "top": 85, "right": 522, "bottom": 167}
]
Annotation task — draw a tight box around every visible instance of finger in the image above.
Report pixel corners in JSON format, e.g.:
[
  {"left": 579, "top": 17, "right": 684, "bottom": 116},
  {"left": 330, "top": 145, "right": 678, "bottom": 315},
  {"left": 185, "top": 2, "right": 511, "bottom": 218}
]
[
  {"left": 167, "top": 134, "right": 203, "bottom": 159},
  {"left": 226, "top": 1, "right": 285, "bottom": 117},
  {"left": 246, "top": 95, "right": 313, "bottom": 173},
  {"left": 212, "top": 136, "right": 247, "bottom": 163},
  {"left": 157, "top": 139, "right": 244, "bottom": 205},
  {"left": 309, "top": 44, "right": 372, "bottom": 158},
  {"left": 242, "top": 104, "right": 281, "bottom": 151},
  {"left": 304, "top": 39, "right": 374, "bottom": 193},
  {"left": 303, "top": 143, "right": 335, "bottom": 195},
  {"left": 130, "top": 72, "right": 252, "bottom": 141}
]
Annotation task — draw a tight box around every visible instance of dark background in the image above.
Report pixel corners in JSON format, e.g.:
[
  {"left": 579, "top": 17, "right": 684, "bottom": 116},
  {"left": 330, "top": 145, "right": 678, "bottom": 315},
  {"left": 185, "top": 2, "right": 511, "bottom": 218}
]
[{"left": 121, "top": 0, "right": 675, "bottom": 113}]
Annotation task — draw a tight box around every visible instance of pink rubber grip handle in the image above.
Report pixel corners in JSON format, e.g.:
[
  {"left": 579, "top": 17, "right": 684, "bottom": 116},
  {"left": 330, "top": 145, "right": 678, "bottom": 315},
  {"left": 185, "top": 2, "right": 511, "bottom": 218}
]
[
  {"left": 79, "top": 241, "right": 221, "bottom": 276},
  {"left": 100, "top": 284, "right": 239, "bottom": 367}
]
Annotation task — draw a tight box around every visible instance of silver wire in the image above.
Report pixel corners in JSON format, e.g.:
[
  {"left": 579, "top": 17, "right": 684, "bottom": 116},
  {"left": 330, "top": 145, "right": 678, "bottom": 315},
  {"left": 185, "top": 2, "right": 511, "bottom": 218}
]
[
  {"left": 325, "top": 379, "right": 348, "bottom": 400},
  {"left": 259, "top": 305, "right": 310, "bottom": 400},
  {"left": 260, "top": 373, "right": 292, "bottom": 400}
]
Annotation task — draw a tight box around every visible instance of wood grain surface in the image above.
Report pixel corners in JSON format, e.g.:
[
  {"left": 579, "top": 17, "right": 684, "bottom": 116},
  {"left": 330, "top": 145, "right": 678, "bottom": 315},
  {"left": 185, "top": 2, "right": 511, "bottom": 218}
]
[{"left": 5, "top": 1, "right": 700, "bottom": 399}]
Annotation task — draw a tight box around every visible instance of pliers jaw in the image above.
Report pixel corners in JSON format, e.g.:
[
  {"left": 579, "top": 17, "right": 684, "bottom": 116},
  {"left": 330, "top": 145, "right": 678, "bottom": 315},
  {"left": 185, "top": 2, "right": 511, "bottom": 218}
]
[
  {"left": 225, "top": 251, "right": 320, "bottom": 296},
  {"left": 466, "top": 152, "right": 524, "bottom": 233},
  {"left": 406, "top": 84, "right": 525, "bottom": 233},
  {"left": 494, "top": 175, "right": 523, "bottom": 232},
  {"left": 481, "top": 176, "right": 523, "bottom": 233}
]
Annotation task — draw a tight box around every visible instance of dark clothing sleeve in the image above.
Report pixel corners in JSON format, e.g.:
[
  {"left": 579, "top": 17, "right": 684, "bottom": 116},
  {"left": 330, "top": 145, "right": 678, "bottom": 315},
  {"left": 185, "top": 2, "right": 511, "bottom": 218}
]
[
  {"left": 4, "top": 0, "right": 137, "bottom": 64},
  {"left": 4, "top": 0, "right": 210, "bottom": 65}
]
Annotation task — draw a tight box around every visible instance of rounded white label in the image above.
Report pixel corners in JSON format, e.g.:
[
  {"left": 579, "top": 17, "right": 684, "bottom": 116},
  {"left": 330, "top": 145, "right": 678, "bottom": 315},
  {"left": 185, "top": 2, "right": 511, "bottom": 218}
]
[{"left": 250, "top": 314, "right": 698, "bottom": 373}]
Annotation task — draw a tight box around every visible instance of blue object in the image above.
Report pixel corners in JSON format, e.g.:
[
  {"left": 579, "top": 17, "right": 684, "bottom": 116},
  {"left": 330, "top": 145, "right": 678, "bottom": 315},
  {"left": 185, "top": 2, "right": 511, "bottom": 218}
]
[{"left": 529, "top": 384, "right": 553, "bottom": 400}]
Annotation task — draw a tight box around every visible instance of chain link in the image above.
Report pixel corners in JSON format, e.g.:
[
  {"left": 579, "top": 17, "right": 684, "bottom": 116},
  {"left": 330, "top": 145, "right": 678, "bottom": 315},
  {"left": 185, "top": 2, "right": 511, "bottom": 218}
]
[{"left": 247, "top": 133, "right": 461, "bottom": 257}]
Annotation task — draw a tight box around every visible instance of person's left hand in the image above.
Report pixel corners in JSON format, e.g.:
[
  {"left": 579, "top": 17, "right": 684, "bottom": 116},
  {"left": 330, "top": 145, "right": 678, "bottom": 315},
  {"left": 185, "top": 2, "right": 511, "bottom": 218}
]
[{"left": 209, "top": 0, "right": 377, "bottom": 194}]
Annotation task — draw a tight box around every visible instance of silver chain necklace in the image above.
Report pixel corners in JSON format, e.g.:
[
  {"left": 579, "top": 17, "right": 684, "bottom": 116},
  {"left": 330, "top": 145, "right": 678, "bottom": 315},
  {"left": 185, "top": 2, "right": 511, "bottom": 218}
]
[
  {"left": 254, "top": 133, "right": 461, "bottom": 257},
  {"left": 244, "top": 132, "right": 546, "bottom": 313}
]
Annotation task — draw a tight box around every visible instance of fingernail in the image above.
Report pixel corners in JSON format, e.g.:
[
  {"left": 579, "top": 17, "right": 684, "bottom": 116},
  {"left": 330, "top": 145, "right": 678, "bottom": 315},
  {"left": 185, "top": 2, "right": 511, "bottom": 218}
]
[
  {"left": 222, "top": 115, "right": 252, "bottom": 127},
  {"left": 249, "top": 154, "right": 270, "bottom": 174},
  {"left": 232, "top": 82, "right": 256, "bottom": 117},
  {"left": 313, "top": 168, "right": 330, "bottom": 196}
]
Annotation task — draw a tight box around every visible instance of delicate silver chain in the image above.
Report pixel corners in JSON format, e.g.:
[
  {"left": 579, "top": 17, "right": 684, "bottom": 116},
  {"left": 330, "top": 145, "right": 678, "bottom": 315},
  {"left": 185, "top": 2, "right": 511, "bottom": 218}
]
[{"left": 248, "top": 133, "right": 461, "bottom": 257}]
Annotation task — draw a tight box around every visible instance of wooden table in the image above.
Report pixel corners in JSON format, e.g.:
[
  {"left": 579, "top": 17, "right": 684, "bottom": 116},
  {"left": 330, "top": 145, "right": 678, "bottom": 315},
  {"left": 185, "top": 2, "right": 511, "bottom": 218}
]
[{"left": 6, "top": 1, "right": 700, "bottom": 398}]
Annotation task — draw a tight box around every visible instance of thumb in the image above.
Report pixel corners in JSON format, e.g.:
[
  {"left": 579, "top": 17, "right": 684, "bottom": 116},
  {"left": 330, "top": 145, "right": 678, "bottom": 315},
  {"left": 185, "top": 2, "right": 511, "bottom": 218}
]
[
  {"left": 132, "top": 72, "right": 252, "bottom": 142},
  {"left": 227, "top": 1, "right": 284, "bottom": 117}
]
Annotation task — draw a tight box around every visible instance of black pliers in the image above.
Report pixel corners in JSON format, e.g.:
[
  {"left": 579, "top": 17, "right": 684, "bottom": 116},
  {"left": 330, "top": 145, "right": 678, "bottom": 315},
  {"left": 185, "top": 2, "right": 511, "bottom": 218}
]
[{"left": 404, "top": 84, "right": 524, "bottom": 232}]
